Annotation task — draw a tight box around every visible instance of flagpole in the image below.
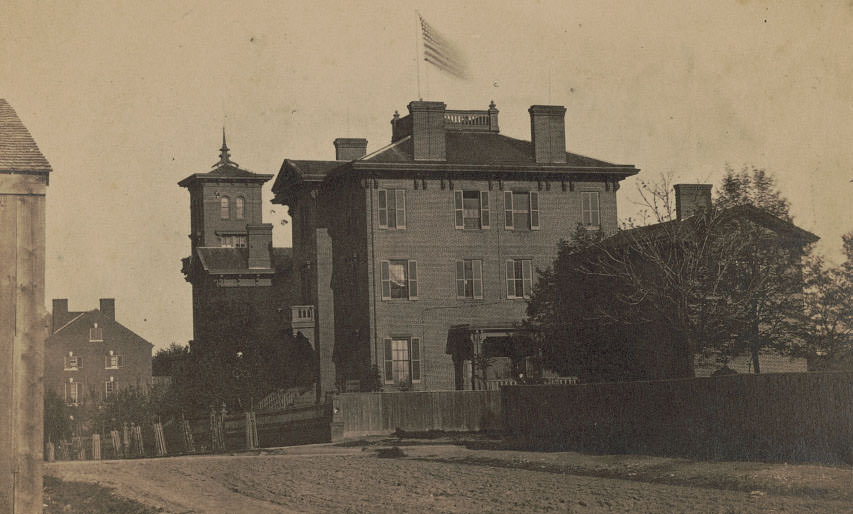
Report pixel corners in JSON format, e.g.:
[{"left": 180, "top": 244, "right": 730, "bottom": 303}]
[{"left": 415, "top": 10, "right": 421, "bottom": 100}]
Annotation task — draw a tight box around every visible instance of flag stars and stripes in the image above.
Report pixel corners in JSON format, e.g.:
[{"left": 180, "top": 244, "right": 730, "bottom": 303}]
[{"left": 419, "top": 15, "right": 469, "bottom": 79}]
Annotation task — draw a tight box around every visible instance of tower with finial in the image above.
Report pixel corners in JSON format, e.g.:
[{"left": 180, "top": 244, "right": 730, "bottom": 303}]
[{"left": 179, "top": 133, "right": 291, "bottom": 347}]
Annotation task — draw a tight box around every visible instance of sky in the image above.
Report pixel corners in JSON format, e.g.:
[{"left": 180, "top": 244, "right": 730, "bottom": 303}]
[{"left": 1, "top": 1, "right": 851, "bottom": 350}]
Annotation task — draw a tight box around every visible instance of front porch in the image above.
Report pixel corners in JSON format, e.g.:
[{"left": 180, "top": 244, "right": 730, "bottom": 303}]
[{"left": 445, "top": 323, "right": 545, "bottom": 390}]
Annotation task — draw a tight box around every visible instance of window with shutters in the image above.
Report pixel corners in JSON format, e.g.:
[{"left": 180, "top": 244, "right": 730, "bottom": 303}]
[
  {"left": 456, "top": 259, "right": 483, "bottom": 299},
  {"left": 105, "top": 377, "right": 117, "bottom": 399},
  {"left": 220, "top": 196, "right": 230, "bottom": 220},
  {"left": 105, "top": 352, "right": 123, "bottom": 370},
  {"left": 506, "top": 259, "right": 533, "bottom": 299},
  {"left": 383, "top": 337, "right": 421, "bottom": 385},
  {"left": 65, "top": 381, "right": 79, "bottom": 405},
  {"left": 378, "top": 189, "right": 406, "bottom": 229},
  {"left": 64, "top": 354, "right": 81, "bottom": 371},
  {"left": 581, "top": 191, "right": 600, "bottom": 227},
  {"left": 454, "top": 191, "right": 490, "bottom": 230},
  {"left": 504, "top": 191, "right": 539, "bottom": 230},
  {"left": 380, "top": 260, "right": 418, "bottom": 300},
  {"left": 89, "top": 323, "right": 103, "bottom": 342}
]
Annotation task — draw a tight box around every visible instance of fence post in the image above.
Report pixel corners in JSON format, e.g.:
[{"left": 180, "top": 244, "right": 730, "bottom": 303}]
[
  {"left": 153, "top": 421, "right": 167, "bottom": 457},
  {"left": 91, "top": 433, "right": 101, "bottom": 460},
  {"left": 181, "top": 414, "right": 195, "bottom": 454},
  {"left": 245, "top": 411, "right": 259, "bottom": 450}
]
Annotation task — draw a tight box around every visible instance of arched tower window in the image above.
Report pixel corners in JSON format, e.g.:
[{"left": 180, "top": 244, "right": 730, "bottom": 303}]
[
  {"left": 235, "top": 196, "right": 245, "bottom": 220},
  {"left": 220, "top": 196, "right": 230, "bottom": 220}
]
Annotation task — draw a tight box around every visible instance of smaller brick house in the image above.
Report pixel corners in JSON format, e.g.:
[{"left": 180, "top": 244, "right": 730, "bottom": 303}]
[{"left": 45, "top": 298, "right": 153, "bottom": 406}]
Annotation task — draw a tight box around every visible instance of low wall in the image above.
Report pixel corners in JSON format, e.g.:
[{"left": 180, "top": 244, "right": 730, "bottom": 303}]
[
  {"left": 335, "top": 391, "right": 502, "bottom": 439},
  {"left": 503, "top": 372, "right": 853, "bottom": 463}
]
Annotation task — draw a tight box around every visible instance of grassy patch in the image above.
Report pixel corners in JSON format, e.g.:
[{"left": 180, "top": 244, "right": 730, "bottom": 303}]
[{"left": 43, "top": 475, "right": 160, "bottom": 514}]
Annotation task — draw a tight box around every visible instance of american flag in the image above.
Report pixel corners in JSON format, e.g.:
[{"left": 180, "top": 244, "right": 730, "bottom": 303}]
[{"left": 419, "top": 15, "right": 469, "bottom": 79}]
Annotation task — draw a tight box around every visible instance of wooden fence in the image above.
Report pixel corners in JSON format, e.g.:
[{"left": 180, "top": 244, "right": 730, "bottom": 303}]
[
  {"left": 503, "top": 371, "right": 853, "bottom": 463},
  {"left": 334, "top": 391, "right": 502, "bottom": 439}
]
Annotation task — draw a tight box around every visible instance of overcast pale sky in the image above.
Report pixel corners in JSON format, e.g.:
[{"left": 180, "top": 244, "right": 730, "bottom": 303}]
[{"left": 2, "top": 1, "right": 851, "bottom": 350}]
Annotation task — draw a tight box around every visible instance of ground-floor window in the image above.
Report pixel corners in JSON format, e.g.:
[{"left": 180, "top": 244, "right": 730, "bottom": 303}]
[
  {"left": 105, "top": 378, "right": 117, "bottom": 399},
  {"left": 383, "top": 337, "right": 421, "bottom": 385}
]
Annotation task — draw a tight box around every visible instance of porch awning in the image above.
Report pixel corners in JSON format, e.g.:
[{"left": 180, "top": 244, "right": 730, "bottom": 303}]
[{"left": 445, "top": 323, "right": 536, "bottom": 359}]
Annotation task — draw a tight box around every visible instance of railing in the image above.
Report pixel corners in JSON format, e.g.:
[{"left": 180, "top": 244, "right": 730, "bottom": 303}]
[
  {"left": 486, "top": 376, "right": 579, "bottom": 390},
  {"left": 291, "top": 305, "right": 314, "bottom": 323},
  {"left": 444, "top": 110, "right": 495, "bottom": 131}
]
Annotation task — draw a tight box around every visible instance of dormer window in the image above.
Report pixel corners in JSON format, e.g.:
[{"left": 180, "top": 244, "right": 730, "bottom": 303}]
[
  {"left": 89, "top": 323, "right": 103, "bottom": 342},
  {"left": 220, "top": 196, "right": 230, "bottom": 220}
]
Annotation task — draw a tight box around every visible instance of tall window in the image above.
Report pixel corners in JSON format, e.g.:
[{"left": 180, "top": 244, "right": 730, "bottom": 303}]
[
  {"left": 456, "top": 259, "right": 483, "bottom": 299},
  {"left": 220, "top": 196, "right": 230, "bottom": 220},
  {"left": 105, "top": 353, "right": 123, "bottom": 369},
  {"left": 380, "top": 260, "right": 418, "bottom": 300},
  {"left": 65, "top": 381, "right": 79, "bottom": 405},
  {"left": 378, "top": 189, "right": 406, "bottom": 229},
  {"left": 581, "top": 191, "right": 600, "bottom": 227},
  {"left": 235, "top": 196, "right": 245, "bottom": 220},
  {"left": 454, "top": 191, "right": 490, "bottom": 230},
  {"left": 105, "top": 378, "right": 116, "bottom": 399},
  {"left": 504, "top": 191, "right": 539, "bottom": 230},
  {"left": 383, "top": 337, "right": 421, "bottom": 385},
  {"left": 89, "top": 323, "right": 103, "bottom": 342},
  {"left": 506, "top": 259, "right": 533, "bottom": 299}
]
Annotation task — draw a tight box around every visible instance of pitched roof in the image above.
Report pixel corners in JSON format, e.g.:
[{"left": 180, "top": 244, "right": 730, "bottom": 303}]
[
  {"left": 0, "top": 99, "right": 52, "bottom": 173},
  {"left": 195, "top": 247, "right": 292, "bottom": 275},
  {"left": 604, "top": 204, "right": 819, "bottom": 248},
  {"left": 178, "top": 163, "right": 273, "bottom": 187},
  {"left": 47, "top": 310, "right": 153, "bottom": 348},
  {"left": 364, "top": 132, "right": 621, "bottom": 167}
]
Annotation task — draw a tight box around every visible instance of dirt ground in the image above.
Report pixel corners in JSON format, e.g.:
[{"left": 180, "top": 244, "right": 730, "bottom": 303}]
[{"left": 45, "top": 437, "right": 853, "bottom": 513}]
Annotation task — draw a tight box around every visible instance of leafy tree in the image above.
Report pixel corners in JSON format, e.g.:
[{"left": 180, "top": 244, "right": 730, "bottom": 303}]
[
  {"left": 798, "top": 232, "right": 853, "bottom": 367},
  {"left": 44, "top": 390, "right": 72, "bottom": 444},
  {"left": 529, "top": 169, "right": 814, "bottom": 380}
]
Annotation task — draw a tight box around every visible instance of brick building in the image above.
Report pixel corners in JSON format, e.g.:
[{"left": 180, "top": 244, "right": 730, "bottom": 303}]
[
  {"left": 272, "top": 100, "right": 639, "bottom": 393},
  {"left": 45, "top": 298, "right": 153, "bottom": 406},
  {"left": 180, "top": 133, "right": 293, "bottom": 352}
]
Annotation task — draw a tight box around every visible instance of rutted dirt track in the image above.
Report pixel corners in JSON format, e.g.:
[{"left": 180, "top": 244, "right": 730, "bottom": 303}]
[{"left": 45, "top": 441, "right": 853, "bottom": 513}]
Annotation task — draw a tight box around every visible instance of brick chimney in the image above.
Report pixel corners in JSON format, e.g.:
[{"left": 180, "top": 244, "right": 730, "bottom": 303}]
[
  {"left": 333, "top": 138, "right": 368, "bottom": 161},
  {"left": 247, "top": 223, "right": 273, "bottom": 269},
  {"left": 408, "top": 101, "right": 446, "bottom": 161},
  {"left": 529, "top": 105, "right": 567, "bottom": 164},
  {"left": 99, "top": 298, "right": 115, "bottom": 321},
  {"left": 674, "top": 184, "right": 713, "bottom": 220},
  {"left": 51, "top": 298, "right": 69, "bottom": 333}
]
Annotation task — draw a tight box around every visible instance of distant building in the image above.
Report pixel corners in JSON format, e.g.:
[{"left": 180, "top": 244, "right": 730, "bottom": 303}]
[
  {"left": 179, "top": 133, "right": 293, "bottom": 352},
  {"left": 45, "top": 298, "right": 153, "bottom": 406},
  {"left": 272, "top": 100, "right": 639, "bottom": 393}
]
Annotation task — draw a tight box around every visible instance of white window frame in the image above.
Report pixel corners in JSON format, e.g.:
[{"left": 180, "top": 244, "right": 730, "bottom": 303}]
[
  {"left": 105, "top": 352, "right": 123, "bottom": 370},
  {"left": 454, "top": 191, "right": 490, "bottom": 230},
  {"left": 219, "top": 235, "right": 247, "bottom": 248},
  {"left": 380, "top": 259, "right": 418, "bottom": 300},
  {"left": 234, "top": 196, "right": 245, "bottom": 220},
  {"left": 581, "top": 191, "right": 600, "bottom": 227},
  {"left": 504, "top": 191, "right": 539, "bottom": 230},
  {"left": 506, "top": 259, "right": 533, "bottom": 299},
  {"left": 455, "top": 259, "right": 483, "bottom": 299},
  {"left": 105, "top": 377, "right": 116, "bottom": 399},
  {"left": 65, "top": 380, "right": 79, "bottom": 405},
  {"left": 383, "top": 337, "right": 422, "bottom": 385},
  {"left": 64, "top": 353, "right": 81, "bottom": 371},
  {"left": 220, "top": 196, "right": 230, "bottom": 220},
  {"left": 378, "top": 189, "right": 406, "bottom": 229}
]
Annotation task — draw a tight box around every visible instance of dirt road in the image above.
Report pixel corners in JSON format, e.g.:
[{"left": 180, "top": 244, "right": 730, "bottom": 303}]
[{"left": 45, "top": 441, "right": 853, "bottom": 513}]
